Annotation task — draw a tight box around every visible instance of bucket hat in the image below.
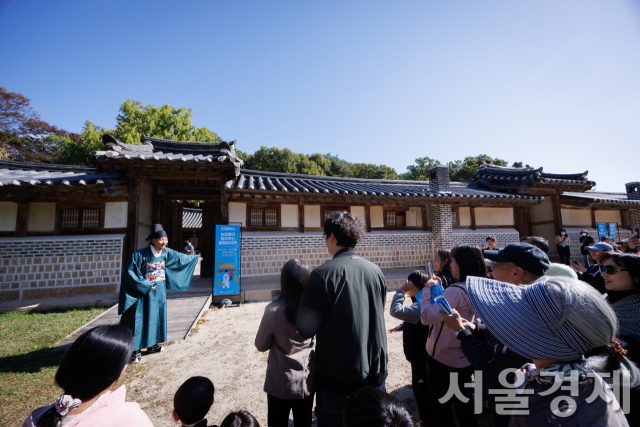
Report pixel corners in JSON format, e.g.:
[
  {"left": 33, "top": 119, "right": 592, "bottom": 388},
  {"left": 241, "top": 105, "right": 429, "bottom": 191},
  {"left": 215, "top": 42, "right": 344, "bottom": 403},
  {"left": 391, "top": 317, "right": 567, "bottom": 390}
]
[
  {"left": 466, "top": 277, "right": 595, "bottom": 360},
  {"left": 585, "top": 242, "right": 613, "bottom": 252}
]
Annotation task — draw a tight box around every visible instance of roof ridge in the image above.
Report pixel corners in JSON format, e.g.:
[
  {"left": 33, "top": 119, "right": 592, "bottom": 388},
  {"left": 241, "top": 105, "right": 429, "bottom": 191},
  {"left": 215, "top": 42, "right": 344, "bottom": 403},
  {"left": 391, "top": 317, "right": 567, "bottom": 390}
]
[{"left": 0, "top": 160, "right": 97, "bottom": 172}]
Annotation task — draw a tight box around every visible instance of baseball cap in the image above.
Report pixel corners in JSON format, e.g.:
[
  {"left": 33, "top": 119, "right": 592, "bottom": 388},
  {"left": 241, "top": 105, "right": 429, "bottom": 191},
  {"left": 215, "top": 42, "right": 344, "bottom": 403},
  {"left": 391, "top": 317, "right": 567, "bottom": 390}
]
[
  {"left": 483, "top": 242, "right": 550, "bottom": 277},
  {"left": 585, "top": 242, "right": 613, "bottom": 252}
]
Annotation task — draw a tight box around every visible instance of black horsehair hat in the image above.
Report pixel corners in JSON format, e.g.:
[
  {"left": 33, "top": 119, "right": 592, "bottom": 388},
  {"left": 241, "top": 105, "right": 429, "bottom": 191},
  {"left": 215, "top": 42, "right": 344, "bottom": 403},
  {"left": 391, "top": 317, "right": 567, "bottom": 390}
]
[{"left": 146, "top": 224, "right": 168, "bottom": 241}]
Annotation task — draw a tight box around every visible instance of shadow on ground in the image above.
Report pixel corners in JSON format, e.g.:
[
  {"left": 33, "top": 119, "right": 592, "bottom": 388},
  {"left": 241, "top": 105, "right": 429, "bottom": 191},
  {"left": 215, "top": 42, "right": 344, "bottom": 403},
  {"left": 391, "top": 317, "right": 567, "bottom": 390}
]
[{"left": 0, "top": 348, "right": 66, "bottom": 374}]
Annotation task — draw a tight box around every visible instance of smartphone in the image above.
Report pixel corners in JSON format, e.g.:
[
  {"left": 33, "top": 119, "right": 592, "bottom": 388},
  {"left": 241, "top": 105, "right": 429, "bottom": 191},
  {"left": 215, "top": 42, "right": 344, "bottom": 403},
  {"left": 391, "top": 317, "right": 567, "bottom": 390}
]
[
  {"left": 426, "top": 263, "right": 434, "bottom": 278},
  {"left": 633, "top": 227, "right": 640, "bottom": 239}
]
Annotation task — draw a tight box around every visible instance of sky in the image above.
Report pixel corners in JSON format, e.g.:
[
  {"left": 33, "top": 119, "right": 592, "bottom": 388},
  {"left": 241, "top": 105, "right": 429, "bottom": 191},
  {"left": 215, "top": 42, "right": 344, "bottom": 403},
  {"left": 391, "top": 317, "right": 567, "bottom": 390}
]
[{"left": 2, "top": 0, "right": 639, "bottom": 191}]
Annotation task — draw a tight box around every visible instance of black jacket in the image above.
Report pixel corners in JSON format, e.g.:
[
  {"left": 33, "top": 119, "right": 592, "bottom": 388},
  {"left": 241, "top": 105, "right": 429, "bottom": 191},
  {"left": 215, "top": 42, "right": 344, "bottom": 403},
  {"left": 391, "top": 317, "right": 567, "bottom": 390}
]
[
  {"left": 297, "top": 248, "right": 388, "bottom": 393},
  {"left": 402, "top": 297, "right": 430, "bottom": 365},
  {"left": 579, "top": 235, "right": 594, "bottom": 255},
  {"left": 578, "top": 264, "right": 606, "bottom": 294}
]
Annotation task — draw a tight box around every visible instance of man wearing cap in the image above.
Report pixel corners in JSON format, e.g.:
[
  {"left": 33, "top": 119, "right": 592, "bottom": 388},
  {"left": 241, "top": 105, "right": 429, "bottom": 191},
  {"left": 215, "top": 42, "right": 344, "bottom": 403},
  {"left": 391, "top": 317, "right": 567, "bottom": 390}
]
[
  {"left": 439, "top": 243, "right": 549, "bottom": 427},
  {"left": 569, "top": 242, "right": 612, "bottom": 294},
  {"left": 119, "top": 224, "right": 203, "bottom": 363}
]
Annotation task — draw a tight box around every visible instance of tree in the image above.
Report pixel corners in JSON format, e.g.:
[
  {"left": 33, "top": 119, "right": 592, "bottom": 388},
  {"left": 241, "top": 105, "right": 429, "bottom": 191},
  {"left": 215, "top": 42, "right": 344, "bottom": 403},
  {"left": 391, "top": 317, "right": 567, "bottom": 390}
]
[
  {"left": 448, "top": 154, "right": 508, "bottom": 182},
  {"left": 403, "top": 156, "right": 440, "bottom": 181},
  {"left": 115, "top": 99, "right": 221, "bottom": 144}
]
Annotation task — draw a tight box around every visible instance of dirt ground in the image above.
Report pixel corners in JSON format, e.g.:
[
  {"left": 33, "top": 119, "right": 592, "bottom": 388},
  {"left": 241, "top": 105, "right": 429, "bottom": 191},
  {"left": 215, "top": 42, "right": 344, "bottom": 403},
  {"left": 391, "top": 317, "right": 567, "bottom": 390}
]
[{"left": 126, "top": 292, "right": 418, "bottom": 427}]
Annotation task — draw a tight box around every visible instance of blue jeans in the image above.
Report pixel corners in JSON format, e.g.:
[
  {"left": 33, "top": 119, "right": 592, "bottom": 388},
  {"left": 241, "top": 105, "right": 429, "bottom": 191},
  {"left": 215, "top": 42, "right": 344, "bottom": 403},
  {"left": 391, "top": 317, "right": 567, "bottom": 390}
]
[
  {"left": 316, "top": 383, "right": 386, "bottom": 427},
  {"left": 583, "top": 254, "right": 590, "bottom": 268}
]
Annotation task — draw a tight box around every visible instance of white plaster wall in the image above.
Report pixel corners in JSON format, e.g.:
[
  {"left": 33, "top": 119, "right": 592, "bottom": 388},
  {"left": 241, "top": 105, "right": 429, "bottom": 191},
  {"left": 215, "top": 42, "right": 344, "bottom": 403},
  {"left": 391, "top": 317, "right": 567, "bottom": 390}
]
[
  {"left": 281, "top": 204, "right": 298, "bottom": 228},
  {"left": 475, "top": 207, "right": 514, "bottom": 226},
  {"left": 530, "top": 197, "right": 554, "bottom": 222},
  {"left": 371, "top": 206, "right": 384, "bottom": 228},
  {"left": 595, "top": 210, "right": 622, "bottom": 224},
  {"left": 0, "top": 202, "right": 18, "bottom": 231},
  {"left": 136, "top": 182, "right": 153, "bottom": 250},
  {"left": 406, "top": 207, "right": 422, "bottom": 227},
  {"left": 229, "top": 202, "right": 247, "bottom": 226},
  {"left": 304, "top": 205, "right": 321, "bottom": 228},
  {"left": 27, "top": 203, "right": 56, "bottom": 232},
  {"left": 104, "top": 202, "right": 128, "bottom": 228},
  {"left": 351, "top": 206, "right": 366, "bottom": 225},
  {"left": 561, "top": 209, "right": 591, "bottom": 226},
  {"left": 459, "top": 207, "right": 471, "bottom": 227},
  {"left": 532, "top": 223, "right": 557, "bottom": 255}
]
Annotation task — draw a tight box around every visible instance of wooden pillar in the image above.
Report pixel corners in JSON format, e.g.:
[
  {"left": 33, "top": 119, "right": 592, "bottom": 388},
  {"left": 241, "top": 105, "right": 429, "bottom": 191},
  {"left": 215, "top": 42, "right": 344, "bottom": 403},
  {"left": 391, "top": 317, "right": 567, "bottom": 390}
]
[
  {"left": 365, "top": 203, "right": 372, "bottom": 232},
  {"left": 15, "top": 201, "right": 29, "bottom": 237},
  {"left": 591, "top": 208, "right": 597, "bottom": 229},
  {"left": 421, "top": 205, "right": 428, "bottom": 231},
  {"left": 298, "top": 199, "right": 305, "bottom": 233},
  {"left": 124, "top": 173, "right": 140, "bottom": 264},
  {"left": 470, "top": 207, "right": 477, "bottom": 231},
  {"left": 525, "top": 206, "right": 532, "bottom": 236},
  {"left": 220, "top": 176, "right": 229, "bottom": 226},
  {"left": 200, "top": 201, "right": 215, "bottom": 278},
  {"left": 551, "top": 194, "right": 563, "bottom": 235}
]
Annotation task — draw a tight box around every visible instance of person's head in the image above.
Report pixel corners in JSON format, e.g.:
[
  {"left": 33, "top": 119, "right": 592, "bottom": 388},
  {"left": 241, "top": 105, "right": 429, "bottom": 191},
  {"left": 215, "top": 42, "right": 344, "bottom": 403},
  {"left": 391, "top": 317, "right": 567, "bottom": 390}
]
[
  {"left": 343, "top": 387, "right": 421, "bottom": 427},
  {"left": 147, "top": 224, "right": 168, "bottom": 251},
  {"left": 580, "top": 229, "right": 589, "bottom": 238},
  {"left": 484, "top": 243, "right": 549, "bottom": 285},
  {"left": 406, "top": 270, "right": 429, "bottom": 297},
  {"left": 586, "top": 242, "right": 614, "bottom": 265},
  {"left": 466, "top": 276, "right": 640, "bottom": 387},
  {"left": 560, "top": 228, "right": 567, "bottom": 236},
  {"left": 36, "top": 325, "right": 133, "bottom": 427},
  {"left": 172, "top": 377, "right": 215, "bottom": 426},
  {"left": 435, "top": 249, "right": 453, "bottom": 276},
  {"left": 598, "top": 252, "right": 640, "bottom": 293},
  {"left": 520, "top": 236, "right": 550, "bottom": 254},
  {"left": 220, "top": 410, "right": 260, "bottom": 427},
  {"left": 618, "top": 241, "right": 629, "bottom": 252},
  {"left": 485, "top": 235, "right": 497, "bottom": 249},
  {"left": 450, "top": 245, "right": 487, "bottom": 282},
  {"left": 280, "top": 259, "right": 311, "bottom": 324},
  {"left": 323, "top": 212, "right": 366, "bottom": 257}
]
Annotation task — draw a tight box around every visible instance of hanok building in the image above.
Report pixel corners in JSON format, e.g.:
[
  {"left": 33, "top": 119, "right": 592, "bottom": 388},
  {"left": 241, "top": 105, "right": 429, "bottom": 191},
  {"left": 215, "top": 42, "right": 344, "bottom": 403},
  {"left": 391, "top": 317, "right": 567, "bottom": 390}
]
[{"left": 1, "top": 135, "right": 639, "bottom": 302}]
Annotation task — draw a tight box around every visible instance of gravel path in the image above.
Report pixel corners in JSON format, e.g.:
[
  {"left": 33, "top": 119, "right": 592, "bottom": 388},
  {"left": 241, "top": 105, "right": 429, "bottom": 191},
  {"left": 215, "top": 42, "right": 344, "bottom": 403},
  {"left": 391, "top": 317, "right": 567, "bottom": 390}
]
[{"left": 126, "top": 292, "right": 416, "bottom": 427}]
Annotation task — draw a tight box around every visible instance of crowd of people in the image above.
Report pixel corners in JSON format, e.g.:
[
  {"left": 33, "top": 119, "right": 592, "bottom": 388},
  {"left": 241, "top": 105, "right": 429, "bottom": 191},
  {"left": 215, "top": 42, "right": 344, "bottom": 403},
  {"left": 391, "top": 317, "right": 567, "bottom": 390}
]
[{"left": 20, "top": 213, "right": 640, "bottom": 427}]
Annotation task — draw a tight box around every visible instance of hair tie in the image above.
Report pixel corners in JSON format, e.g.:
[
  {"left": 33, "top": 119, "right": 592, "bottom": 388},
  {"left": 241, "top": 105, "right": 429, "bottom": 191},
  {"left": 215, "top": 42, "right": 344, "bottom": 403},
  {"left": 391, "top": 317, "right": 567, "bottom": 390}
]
[
  {"left": 55, "top": 395, "right": 82, "bottom": 416},
  {"left": 585, "top": 338, "right": 628, "bottom": 358}
]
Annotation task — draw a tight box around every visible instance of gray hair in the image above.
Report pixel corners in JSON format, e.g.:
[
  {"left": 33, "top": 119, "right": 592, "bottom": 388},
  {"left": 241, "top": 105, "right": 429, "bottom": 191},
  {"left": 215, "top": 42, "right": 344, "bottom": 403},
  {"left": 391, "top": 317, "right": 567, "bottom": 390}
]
[{"left": 544, "top": 276, "right": 640, "bottom": 388}]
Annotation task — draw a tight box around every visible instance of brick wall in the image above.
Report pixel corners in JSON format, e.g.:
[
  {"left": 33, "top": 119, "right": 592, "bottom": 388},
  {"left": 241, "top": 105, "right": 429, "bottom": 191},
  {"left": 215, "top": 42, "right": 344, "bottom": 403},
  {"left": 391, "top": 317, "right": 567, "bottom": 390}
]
[
  {"left": 453, "top": 230, "right": 520, "bottom": 248},
  {"left": 241, "top": 232, "right": 433, "bottom": 276},
  {"left": 565, "top": 228, "right": 632, "bottom": 260},
  {"left": 431, "top": 204, "right": 454, "bottom": 252},
  {"left": 630, "top": 209, "right": 640, "bottom": 228},
  {"left": 0, "top": 235, "right": 124, "bottom": 302}
]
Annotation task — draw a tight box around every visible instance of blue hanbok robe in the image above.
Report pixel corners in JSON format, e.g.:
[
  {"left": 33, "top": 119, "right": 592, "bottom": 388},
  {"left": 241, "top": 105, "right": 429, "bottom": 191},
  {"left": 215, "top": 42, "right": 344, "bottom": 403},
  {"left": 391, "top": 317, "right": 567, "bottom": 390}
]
[{"left": 118, "top": 246, "right": 199, "bottom": 351}]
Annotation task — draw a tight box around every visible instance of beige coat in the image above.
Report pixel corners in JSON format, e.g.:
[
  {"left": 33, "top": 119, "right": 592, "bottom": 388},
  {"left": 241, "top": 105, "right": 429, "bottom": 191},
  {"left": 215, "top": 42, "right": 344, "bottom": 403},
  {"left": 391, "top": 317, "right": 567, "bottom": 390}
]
[
  {"left": 255, "top": 299, "right": 315, "bottom": 399},
  {"left": 555, "top": 234, "right": 571, "bottom": 246}
]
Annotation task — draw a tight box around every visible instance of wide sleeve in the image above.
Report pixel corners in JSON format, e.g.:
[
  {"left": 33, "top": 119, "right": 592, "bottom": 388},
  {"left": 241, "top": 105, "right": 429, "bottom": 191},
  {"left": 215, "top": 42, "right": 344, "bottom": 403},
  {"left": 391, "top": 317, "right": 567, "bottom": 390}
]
[
  {"left": 119, "top": 252, "right": 154, "bottom": 314},
  {"left": 296, "top": 271, "right": 329, "bottom": 339},
  {"left": 421, "top": 286, "right": 465, "bottom": 326},
  {"left": 164, "top": 248, "right": 199, "bottom": 291},
  {"left": 255, "top": 306, "right": 274, "bottom": 352}
]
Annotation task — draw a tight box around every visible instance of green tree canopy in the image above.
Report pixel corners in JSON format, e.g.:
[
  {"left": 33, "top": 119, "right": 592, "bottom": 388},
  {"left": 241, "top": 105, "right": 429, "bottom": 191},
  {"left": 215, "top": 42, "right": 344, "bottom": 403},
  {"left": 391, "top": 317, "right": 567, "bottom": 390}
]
[
  {"left": 448, "top": 154, "right": 508, "bottom": 182},
  {"left": 403, "top": 156, "right": 440, "bottom": 181}
]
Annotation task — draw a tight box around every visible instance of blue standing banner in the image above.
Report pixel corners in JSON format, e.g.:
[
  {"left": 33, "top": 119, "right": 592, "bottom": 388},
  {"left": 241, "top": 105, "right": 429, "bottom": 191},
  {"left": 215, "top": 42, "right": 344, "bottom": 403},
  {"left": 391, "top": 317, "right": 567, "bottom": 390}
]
[
  {"left": 608, "top": 223, "right": 618, "bottom": 241},
  {"left": 597, "top": 223, "right": 608, "bottom": 241},
  {"left": 214, "top": 224, "right": 241, "bottom": 296}
]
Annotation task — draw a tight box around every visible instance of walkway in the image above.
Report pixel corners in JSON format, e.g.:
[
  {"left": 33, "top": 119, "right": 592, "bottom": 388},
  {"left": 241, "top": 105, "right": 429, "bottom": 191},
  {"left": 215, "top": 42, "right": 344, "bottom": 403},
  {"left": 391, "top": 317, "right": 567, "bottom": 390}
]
[{"left": 55, "top": 293, "right": 211, "bottom": 349}]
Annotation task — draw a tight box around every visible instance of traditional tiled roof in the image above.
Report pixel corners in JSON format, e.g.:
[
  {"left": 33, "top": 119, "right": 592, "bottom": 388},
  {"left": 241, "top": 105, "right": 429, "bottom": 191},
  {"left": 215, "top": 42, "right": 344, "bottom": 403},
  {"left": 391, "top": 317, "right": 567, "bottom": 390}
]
[
  {"left": 0, "top": 160, "right": 122, "bottom": 189},
  {"left": 225, "top": 170, "right": 544, "bottom": 202},
  {"left": 182, "top": 208, "right": 202, "bottom": 228},
  {"left": 468, "top": 163, "right": 595, "bottom": 189},
  {"left": 561, "top": 191, "right": 640, "bottom": 206},
  {"left": 91, "top": 134, "right": 244, "bottom": 173}
]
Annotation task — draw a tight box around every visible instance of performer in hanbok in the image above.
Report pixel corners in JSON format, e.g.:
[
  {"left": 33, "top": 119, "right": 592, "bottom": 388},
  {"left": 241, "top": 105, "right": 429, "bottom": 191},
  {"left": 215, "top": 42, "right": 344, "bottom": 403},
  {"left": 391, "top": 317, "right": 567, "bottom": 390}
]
[{"left": 119, "top": 224, "right": 202, "bottom": 363}]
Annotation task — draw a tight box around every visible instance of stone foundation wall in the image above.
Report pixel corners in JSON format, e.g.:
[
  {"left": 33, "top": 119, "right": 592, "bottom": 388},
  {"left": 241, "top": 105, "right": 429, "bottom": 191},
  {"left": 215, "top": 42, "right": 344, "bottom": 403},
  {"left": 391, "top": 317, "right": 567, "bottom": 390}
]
[
  {"left": 566, "top": 228, "right": 632, "bottom": 260},
  {"left": 0, "top": 235, "right": 124, "bottom": 302},
  {"left": 241, "top": 233, "right": 433, "bottom": 276},
  {"left": 453, "top": 230, "right": 521, "bottom": 249}
]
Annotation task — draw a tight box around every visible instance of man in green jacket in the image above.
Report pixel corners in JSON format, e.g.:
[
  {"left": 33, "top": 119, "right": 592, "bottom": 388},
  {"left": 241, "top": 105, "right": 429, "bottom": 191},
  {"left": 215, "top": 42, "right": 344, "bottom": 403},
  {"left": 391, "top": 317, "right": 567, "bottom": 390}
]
[{"left": 297, "top": 212, "right": 388, "bottom": 427}]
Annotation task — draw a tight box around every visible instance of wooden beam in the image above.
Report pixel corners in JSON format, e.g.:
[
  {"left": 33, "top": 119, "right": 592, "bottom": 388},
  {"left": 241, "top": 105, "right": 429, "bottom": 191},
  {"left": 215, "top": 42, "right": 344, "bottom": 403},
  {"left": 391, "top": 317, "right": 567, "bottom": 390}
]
[
  {"left": 591, "top": 208, "right": 597, "bottom": 229},
  {"left": 298, "top": 199, "right": 305, "bottom": 233},
  {"left": 155, "top": 194, "right": 222, "bottom": 201},
  {"left": 551, "top": 194, "right": 563, "bottom": 235},
  {"left": 15, "top": 201, "right": 29, "bottom": 237}
]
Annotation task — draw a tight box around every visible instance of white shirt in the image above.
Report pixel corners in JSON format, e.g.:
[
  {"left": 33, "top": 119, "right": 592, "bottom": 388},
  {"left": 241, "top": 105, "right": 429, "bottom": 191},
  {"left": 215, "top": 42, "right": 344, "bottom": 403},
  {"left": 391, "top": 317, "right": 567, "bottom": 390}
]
[{"left": 150, "top": 245, "right": 164, "bottom": 257}]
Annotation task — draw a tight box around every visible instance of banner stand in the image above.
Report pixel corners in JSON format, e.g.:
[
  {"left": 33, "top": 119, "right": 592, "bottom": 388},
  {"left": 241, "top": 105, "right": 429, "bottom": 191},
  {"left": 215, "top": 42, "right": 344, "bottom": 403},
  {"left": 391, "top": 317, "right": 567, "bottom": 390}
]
[{"left": 211, "top": 222, "right": 243, "bottom": 307}]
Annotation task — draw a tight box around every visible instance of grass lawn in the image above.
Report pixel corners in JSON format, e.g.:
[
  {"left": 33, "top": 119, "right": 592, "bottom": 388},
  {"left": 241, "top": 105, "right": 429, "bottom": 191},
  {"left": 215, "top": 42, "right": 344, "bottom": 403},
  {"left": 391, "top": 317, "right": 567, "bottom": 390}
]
[{"left": 0, "top": 307, "right": 146, "bottom": 427}]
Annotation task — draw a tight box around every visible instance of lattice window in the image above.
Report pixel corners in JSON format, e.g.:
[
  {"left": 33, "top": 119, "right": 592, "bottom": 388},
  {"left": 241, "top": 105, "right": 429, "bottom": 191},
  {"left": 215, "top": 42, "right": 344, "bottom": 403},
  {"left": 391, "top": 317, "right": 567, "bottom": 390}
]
[
  {"left": 248, "top": 207, "right": 279, "bottom": 227},
  {"left": 60, "top": 208, "right": 101, "bottom": 229},
  {"left": 321, "top": 207, "right": 350, "bottom": 225},
  {"left": 385, "top": 211, "right": 396, "bottom": 226},
  {"left": 265, "top": 209, "right": 278, "bottom": 226}
]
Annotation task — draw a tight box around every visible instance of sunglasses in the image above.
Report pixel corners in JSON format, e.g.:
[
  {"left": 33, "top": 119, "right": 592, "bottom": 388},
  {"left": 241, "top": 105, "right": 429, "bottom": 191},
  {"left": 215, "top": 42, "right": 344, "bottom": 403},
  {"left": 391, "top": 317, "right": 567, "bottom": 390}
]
[{"left": 599, "top": 265, "right": 628, "bottom": 275}]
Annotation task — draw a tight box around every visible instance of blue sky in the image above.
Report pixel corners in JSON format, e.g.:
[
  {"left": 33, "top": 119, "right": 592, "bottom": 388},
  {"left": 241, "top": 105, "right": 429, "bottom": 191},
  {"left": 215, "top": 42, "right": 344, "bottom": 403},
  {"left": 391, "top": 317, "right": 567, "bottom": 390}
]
[{"left": 2, "top": 0, "right": 639, "bottom": 191}]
